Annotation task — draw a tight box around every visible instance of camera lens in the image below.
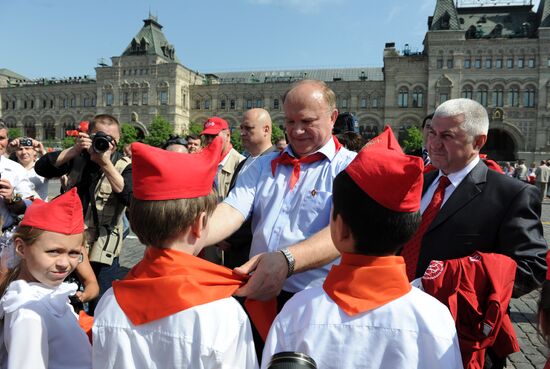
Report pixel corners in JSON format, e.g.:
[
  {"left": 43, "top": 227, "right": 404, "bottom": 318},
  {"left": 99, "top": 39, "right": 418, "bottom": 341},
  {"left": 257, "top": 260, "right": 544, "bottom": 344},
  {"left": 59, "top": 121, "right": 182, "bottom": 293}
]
[
  {"left": 267, "top": 352, "right": 317, "bottom": 369},
  {"left": 91, "top": 132, "right": 113, "bottom": 153}
]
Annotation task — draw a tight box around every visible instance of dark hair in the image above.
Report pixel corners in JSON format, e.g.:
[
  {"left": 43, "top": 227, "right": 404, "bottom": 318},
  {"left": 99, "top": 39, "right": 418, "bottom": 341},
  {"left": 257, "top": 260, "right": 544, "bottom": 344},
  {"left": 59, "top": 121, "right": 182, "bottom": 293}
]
[
  {"left": 422, "top": 113, "right": 434, "bottom": 129},
  {"left": 338, "top": 132, "right": 363, "bottom": 152},
  {"left": 538, "top": 281, "right": 550, "bottom": 348},
  {"left": 162, "top": 135, "right": 188, "bottom": 149},
  {"left": 333, "top": 113, "right": 358, "bottom": 135},
  {"left": 129, "top": 191, "right": 217, "bottom": 248},
  {"left": 332, "top": 171, "right": 421, "bottom": 255},
  {"left": 186, "top": 134, "right": 200, "bottom": 141}
]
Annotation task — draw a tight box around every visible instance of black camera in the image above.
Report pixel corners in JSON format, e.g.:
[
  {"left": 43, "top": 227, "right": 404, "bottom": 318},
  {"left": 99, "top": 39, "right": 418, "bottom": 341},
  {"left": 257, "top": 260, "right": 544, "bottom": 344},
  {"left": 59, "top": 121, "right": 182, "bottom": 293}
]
[
  {"left": 267, "top": 352, "right": 317, "bottom": 369},
  {"left": 91, "top": 131, "right": 114, "bottom": 153},
  {"left": 19, "top": 137, "right": 33, "bottom": 147}
]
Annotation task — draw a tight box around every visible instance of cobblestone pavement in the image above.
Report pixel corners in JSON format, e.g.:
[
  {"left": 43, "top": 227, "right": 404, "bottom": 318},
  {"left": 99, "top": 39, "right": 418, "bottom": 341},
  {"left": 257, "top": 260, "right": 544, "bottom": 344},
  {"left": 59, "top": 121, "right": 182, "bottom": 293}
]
[{"left": 47, "top": 180, "right": 550, "bottom": 368}]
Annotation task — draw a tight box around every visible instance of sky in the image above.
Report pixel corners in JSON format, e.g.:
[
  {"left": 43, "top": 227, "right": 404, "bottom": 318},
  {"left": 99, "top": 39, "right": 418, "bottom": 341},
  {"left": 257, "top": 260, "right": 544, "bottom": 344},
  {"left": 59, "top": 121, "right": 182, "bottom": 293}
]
[{"left": 1, "top": 0, "right": 541, "bottom": 79}]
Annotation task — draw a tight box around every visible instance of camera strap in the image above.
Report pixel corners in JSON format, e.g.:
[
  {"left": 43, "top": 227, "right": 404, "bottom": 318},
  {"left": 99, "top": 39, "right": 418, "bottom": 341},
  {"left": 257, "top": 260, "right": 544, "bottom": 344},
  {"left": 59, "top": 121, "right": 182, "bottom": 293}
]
[{"left": 89, "top": 154, "right": 129, "bottom": 242}]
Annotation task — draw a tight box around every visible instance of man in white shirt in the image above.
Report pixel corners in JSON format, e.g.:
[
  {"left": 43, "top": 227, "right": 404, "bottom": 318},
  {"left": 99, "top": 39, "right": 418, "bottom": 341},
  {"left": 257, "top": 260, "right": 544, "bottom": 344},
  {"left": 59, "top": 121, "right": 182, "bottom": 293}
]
[
  {"left": 203, "top": 80, "right": 356, "bottom": 305},
  {"left": 0, "top": 120, "right": 33, "bottom": 229}
]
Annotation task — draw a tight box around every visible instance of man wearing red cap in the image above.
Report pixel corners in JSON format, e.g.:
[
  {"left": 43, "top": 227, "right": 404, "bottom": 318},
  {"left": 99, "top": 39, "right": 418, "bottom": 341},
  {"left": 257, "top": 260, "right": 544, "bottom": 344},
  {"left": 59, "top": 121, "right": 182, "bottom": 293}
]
[
  {"left": 261, "top": 127, "right": 462, "bottom": 369},
  {"left": 201, "top": 116, "right": 244, "bottom": 201},
  {"left": 92, "top": 139, "right": 257, "bottom": 369},
  {"left": 204, "top": 80, "right": 357, "bottom": 308}
]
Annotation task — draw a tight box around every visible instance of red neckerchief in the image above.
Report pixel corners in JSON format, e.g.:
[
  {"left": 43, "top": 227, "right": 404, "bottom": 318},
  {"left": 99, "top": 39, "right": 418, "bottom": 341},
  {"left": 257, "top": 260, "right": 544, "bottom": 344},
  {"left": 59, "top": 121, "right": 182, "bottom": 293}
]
[
  {"left": 112, "top": 247, "right": 275, "bottom": 328},
  {"left": 323, "top": 253, "right": 411, "bottom": 316},
  {"left": 271, "top": 136, "right": 342, "bottom": 190}
]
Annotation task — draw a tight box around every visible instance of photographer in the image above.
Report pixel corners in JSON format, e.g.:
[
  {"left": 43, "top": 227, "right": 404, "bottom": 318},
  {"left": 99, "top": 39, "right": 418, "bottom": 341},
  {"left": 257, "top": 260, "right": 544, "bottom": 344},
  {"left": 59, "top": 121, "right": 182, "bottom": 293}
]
[
  {"left": 35, "top": 114, "right": 132, "bottom": 304},
  {"left": 9, "top": 137, "right": 49, "bottom": 200}
]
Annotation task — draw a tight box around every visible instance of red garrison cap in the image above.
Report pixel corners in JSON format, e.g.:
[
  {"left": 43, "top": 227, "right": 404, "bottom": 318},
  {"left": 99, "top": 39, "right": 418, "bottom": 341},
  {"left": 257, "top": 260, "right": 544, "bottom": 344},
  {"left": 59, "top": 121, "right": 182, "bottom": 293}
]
[
  {"left": 345, "top": 125, "right": 424, "bottom": 212},
  {"left": 132, "top": 137, "right": 223, "bottom": 200},
  {"left": 20, "top": 188, "right": 84, "bottom": 234},
  {"left": 201, "top": 117, "right": 229, "bottom": 135}
]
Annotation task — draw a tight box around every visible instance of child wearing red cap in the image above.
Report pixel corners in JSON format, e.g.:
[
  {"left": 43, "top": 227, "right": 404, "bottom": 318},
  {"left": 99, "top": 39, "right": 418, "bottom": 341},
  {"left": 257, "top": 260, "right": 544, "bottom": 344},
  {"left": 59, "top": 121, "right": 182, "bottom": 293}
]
[
  {"left": 92, "top": 138, "right": 258, "bottom": 369},
  {"left": 261, "top": 127, "right": 463, "bottom": 369},
  {"left": 0, "top": 188, "right": 92, "bottom": 369}
]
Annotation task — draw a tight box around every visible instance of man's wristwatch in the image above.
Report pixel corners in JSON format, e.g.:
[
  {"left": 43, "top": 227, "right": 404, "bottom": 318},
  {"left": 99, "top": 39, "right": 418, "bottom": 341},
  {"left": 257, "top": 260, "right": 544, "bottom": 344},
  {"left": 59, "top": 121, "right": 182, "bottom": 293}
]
[{"left": 279, "top": 248, "right": 295, "bottom": 277}]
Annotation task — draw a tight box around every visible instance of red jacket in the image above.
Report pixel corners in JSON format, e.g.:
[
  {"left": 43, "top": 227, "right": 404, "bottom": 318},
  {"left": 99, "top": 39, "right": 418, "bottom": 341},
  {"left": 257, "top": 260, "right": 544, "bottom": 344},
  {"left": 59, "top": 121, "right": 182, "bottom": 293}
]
[{"left": 421, "top": 252, "right": 520, "bottom": 369}]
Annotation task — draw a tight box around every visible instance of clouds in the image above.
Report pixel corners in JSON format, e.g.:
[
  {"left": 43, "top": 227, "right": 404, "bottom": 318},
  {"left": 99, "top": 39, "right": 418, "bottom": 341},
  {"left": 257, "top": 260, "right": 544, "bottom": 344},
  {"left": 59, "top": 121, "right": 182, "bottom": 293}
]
[{"left": 247, "top": 0, "right": 344, "bottom": 14}]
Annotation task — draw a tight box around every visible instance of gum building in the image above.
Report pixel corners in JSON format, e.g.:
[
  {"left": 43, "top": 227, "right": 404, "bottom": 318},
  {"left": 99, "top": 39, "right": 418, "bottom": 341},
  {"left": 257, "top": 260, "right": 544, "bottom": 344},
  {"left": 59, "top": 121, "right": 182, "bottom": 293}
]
[{"left": 2, "top": 0, "right": 550, "bottom": 161}]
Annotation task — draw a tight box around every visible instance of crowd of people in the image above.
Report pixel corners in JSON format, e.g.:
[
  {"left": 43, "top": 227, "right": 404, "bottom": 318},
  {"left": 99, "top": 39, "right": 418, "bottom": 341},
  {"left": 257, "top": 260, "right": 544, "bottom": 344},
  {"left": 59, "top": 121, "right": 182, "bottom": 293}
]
[{"left": 0, "top": 80, "right": 547, "bottom": 369}]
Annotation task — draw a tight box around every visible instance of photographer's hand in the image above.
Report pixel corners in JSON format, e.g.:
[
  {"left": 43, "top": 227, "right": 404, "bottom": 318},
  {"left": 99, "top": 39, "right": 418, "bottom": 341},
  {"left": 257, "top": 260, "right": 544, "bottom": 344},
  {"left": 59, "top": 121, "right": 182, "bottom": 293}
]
[
  {"left": 0, "top": 179, "right": 15, "bottom": 201},
  {"left": 32, "top": 139, "right": 46, "bottom": 156},
  {"left": 53, "top": 132, "right": 91, "bottom": 167},
  {"left": 88, "top": 141, "right": 113, "bottom": 167}
]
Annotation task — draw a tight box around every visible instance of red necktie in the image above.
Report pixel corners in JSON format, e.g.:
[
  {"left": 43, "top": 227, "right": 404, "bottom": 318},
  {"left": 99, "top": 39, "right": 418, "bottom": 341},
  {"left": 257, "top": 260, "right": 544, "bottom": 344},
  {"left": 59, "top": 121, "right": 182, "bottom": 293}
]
[
  {"left": 401, "top": 175, "right": 451, "bottom": 280},
  {"left": 271, "top": 152, "right": 325, "bottom": 190},
  {"left": 271, "top": 136, "right": 343, "bottom": 190}
]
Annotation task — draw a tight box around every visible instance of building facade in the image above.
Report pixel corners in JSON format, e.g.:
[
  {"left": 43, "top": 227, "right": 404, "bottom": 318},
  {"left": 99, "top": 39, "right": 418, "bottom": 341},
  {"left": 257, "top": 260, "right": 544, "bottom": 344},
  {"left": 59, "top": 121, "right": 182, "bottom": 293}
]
[{"left": 1, "top": 0, "right": 550, "bottom": 160}]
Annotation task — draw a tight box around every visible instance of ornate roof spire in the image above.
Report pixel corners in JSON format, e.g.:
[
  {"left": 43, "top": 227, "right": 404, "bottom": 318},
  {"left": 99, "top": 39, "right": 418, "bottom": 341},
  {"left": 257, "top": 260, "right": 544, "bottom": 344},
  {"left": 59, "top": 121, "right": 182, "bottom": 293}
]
[
  {"left": 539, "top": 0, "right": 550, "bottom": 27},
  {"left": 121, "top": 14, "right": 179, "bottom": 63},
  {"left": 430, "top": 0, "right": 460, "bottom": 30}
]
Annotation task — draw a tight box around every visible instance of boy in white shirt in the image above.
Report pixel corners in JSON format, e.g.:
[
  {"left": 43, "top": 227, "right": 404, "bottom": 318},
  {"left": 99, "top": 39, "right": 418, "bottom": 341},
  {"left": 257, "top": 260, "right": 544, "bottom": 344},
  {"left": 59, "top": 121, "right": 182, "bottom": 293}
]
[
  {"left": 262, "top": 127, "right": 463, "bottom": 369},
  {"left": 93, "top": 138, "right": 258, "bottom": 369}
]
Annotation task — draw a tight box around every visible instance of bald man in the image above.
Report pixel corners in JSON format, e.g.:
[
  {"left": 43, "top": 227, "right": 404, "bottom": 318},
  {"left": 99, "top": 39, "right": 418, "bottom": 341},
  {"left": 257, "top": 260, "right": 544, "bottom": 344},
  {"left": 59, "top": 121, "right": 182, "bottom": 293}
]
[
  {"left": 223, "top": 109, "right": 276, "bottom": 270},
  {"left": 234, "top": 108, "right": 274, "bottom": 183},
  {"left": 204, "top": 80, "right": 356, "bottom": 306}
]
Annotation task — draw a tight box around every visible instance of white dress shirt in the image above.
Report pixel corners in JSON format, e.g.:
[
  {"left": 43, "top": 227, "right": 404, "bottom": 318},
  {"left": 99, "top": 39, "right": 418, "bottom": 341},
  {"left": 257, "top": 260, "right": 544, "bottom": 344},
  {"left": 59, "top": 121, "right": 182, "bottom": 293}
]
[
  {"left": 421, "top": 156, "right": 480, "bottom": 214},
  {"left": 262, "top": 286, "right": 463, "bottom": 369},
  {"left": 0, "top": 156, "right": 34, "bottom": 227},
  {"left": 93, "top": 288, "right": 258, "bottom": 369},
  {"left": 224, "top": 138, "right": 356, "bottom": 292}
]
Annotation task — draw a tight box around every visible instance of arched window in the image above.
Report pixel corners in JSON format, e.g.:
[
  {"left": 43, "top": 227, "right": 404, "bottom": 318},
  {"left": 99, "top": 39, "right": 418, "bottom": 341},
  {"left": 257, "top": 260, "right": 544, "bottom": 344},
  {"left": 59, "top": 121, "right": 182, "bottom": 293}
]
[
  {"left": 476, "top": 86, "right": 488, "bottom": 106},
  {"left": 461, "top": 86, "right": 473, "bottom": 100},
  {"left": 493, "top": 86, "right": 504, "bottom": 107},
  {"left": 508, "top": 86, "right": 519, "bottom": 107},
  {"left": 412, "top": 88, "right": 424, "bottom": 108},
  {"left": 398, "top": 88, "right": 408, "bottom": 108},
  {"left": 523, "top": 86, "right": 536, "bottom": 108}
]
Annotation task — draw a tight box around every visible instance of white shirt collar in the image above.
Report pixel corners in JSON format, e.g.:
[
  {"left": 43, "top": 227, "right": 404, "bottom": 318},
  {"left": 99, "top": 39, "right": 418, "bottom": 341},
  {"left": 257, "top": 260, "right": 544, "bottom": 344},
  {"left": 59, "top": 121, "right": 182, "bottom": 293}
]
[
  {"left": 285, "top": 137, "right": 337, "bottom": 162},
  {"left": 436, "top": 156, "right": 480, "bottom": 188}
]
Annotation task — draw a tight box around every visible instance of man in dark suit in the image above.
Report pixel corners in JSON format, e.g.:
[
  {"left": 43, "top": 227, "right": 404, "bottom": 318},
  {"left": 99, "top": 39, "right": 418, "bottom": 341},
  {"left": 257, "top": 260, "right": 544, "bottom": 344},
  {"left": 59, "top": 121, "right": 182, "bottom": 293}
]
[{"left": 402, "top": 98, "right": 547, "bottom": 299}]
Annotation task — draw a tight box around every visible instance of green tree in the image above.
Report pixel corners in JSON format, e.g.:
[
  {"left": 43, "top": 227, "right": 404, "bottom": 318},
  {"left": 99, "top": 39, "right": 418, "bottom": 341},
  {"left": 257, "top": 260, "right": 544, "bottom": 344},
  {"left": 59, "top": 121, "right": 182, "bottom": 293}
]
[
  {"left": 271, "top": 124, "right": 285, "bottom": 143},
  {"left": 402, "top": 126, "right": 423, "bottom": 154},
  {"left": 8, "top": 128, "right": 22, "bottom": 140},
  {"left": 231, "top": 129, "right": 243, "bottom": 153},
  {"left": 187, "top": 122, "right": 203, "bottom": 136},
  {"left": 62, "top": 136, "right": 76, "bottom": 149},
  {"left": 118, "top": 123, "right": 138, "bottom": 150},
  {"left": 143, "top": 116, "right": 174, "bottom": 147}
]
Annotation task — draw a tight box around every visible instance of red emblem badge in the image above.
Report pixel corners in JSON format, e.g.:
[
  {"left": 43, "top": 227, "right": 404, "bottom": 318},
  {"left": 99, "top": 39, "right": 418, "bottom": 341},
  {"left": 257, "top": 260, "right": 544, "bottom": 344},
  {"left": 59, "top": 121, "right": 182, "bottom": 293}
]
[{"left": 422, "top": 260, "right": 444, "bottom": 280}]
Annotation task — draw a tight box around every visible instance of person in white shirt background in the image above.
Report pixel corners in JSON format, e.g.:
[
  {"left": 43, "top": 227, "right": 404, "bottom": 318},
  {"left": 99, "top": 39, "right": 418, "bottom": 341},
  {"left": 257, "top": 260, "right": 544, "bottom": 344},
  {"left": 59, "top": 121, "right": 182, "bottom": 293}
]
[{"left": 9, "top": 137, "right": 49, "bottom": 201}]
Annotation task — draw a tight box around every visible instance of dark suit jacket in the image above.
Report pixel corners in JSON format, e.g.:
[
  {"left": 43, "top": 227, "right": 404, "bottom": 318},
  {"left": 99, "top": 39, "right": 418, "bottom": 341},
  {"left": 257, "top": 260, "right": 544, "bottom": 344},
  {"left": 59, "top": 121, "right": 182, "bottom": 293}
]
[{"left": 413, "top": 160, "right": 547, "bottom": 297}]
